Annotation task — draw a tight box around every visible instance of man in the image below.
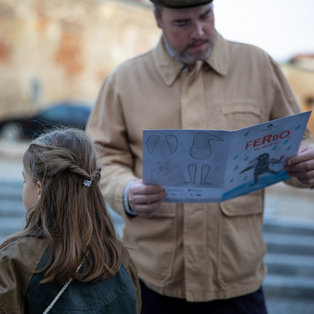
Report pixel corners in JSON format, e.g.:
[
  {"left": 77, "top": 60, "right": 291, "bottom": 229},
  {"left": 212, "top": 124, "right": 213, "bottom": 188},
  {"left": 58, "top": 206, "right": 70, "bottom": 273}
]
[{"left": 87, "top": 0, "right": 314, "bottom": 313}]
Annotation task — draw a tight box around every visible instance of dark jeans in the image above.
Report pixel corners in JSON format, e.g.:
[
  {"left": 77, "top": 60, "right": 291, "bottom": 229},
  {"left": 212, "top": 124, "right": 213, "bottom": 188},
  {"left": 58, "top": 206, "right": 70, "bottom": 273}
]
[{"left": 140, "top": 280, "right": 268, "bottom": 314}]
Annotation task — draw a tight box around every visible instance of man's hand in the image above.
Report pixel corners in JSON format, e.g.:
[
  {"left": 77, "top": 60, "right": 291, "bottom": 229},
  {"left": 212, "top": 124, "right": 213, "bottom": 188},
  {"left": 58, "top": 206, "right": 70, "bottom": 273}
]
[
  {"left": 128, "top": 179, "right": 167, "bottom": 217},
  {"left": 285, "top": 145, "right": 314, "bottom": 187}
]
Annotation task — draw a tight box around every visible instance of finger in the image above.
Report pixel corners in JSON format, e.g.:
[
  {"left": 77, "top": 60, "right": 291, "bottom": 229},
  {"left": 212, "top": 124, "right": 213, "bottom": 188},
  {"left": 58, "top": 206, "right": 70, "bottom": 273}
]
[
  {"left": 130, "top": 191, "right": 166, "bottom": 205},
  {"left": 297, "top": 178, "right": 314, "bottom": 186},
  {"left": 285, "top": 160, "right": 314, "bottom": 173},
  {"left": 286, "top": 169, "right": 314, "bottom": 185},
  {"left": 127, "top": 180, "right": 167, "bottom": 217},
  {"left": 290, "top": 170, "right": 314, "bottom": 180},
  {"left": 286, "top": 146, "right": 314, "bottom": 166},
  {"left": 132, "top": 199, "right": 165, "bottom": 217},
  {"left": 130, "top": 182, "right": 164, "bottom": 196},
  {"left": 134, "top": 185, "right": 165, "bottom": 196}
]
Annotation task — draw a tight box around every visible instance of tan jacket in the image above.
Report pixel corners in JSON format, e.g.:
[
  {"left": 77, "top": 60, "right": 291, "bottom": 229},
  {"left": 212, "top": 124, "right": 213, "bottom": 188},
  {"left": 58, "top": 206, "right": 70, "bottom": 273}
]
[{"left": 87, "top": 32, "right": 312, "bottom": 301}]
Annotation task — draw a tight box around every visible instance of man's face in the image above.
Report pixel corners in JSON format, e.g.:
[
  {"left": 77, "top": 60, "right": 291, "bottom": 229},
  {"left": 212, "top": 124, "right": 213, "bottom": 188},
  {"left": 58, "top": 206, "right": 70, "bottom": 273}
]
[{"left": 155, "top": 3, "right": 215, "bottom": 64}]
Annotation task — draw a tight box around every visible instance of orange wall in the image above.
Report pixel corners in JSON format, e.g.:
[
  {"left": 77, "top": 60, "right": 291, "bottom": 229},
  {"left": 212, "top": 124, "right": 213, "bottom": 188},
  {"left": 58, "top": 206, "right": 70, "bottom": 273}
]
[
  {"left": 282, "top": 64, "right": 314, "bottom": 136},
  {"left": 0, "top": 0, "right": 313, "bottom": 138},
  {"left": 0, "top": 0, "right": 160, "bottom": 116}
]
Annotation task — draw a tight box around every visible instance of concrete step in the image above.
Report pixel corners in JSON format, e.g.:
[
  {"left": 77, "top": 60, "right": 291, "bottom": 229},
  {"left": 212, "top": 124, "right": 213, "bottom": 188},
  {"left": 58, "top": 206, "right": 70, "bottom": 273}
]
[
  {"left": 263, "top": 274, "right": 314, "bottom": 299},
  {"left": 1, "top": 179, "right": 314, "bottom": 302},
  {"left": 0, "top": 188, "right": 23, "bottom": 200},
  {"left": 0, "top": 205, "right": 123, "bottom": 239},
  {"left": 0, "top": 216, "right": 25, "bottom": 231},
  {"left": 0, "top": 217, "right": 25, "bottom": 244},
  {"left": 0, "top": 199, "right": 25, "bottom": 217},
  {"left": 263, "top": 217, "right": 314, "bottom": 237},
  {"left": 265, "top": 253, "right": 314, "bottom": 277},
  {"left": 264, "top": 233, "right": 314, "bottom": 256},
  {"left": 266, "top": 296, "right": 314, "bottom": 314},
  {"left": 0, "top": 180, "right": 23, "bottom": 199}
]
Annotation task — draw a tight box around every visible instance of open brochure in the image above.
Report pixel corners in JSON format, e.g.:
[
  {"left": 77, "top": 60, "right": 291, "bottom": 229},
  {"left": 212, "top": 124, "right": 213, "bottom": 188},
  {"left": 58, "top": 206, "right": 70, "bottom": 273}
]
[{"left": 142, "top": 111, "right": 311, "bottom": 202}]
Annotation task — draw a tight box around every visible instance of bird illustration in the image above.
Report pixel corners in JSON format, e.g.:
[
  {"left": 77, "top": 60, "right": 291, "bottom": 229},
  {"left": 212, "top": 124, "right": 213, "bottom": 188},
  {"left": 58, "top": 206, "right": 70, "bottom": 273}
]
[{"left": 240, "top": 153, "right": 282, "bottom": 185}]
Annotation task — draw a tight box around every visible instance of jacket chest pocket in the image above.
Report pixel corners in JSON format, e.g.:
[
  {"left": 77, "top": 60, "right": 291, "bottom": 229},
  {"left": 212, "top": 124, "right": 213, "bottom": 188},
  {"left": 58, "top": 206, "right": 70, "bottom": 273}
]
[
  {"left": 222, "top": 100, "right": 263, "bottom": 130},
  {"left": 217, "top": 190, "right": 267, "bottom": 286}
]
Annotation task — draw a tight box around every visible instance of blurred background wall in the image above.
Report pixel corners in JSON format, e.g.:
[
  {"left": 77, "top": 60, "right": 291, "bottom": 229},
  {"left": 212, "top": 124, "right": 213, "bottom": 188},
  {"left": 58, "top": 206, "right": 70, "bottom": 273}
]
[
  {"left": 0, "top": 0, "right": 313, "bottom": 135},
  {"left": 282, "top": 58, "right": 314, "bottom": 135},
  {"left": 0, "top": 0, "right": 159, "bottom": 115}
]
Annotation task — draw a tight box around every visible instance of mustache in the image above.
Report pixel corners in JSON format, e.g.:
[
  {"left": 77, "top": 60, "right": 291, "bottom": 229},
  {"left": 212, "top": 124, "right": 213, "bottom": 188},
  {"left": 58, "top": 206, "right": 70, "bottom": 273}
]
[{"left": 187, "top": 39, "right": 210, "bottom": 48}]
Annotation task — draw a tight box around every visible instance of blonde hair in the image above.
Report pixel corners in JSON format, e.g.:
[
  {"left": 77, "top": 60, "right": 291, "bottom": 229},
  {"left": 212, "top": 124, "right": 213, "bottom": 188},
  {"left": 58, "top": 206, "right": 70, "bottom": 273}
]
[{"left": 5, "top": 128, "right": 126, "bottom": 284}]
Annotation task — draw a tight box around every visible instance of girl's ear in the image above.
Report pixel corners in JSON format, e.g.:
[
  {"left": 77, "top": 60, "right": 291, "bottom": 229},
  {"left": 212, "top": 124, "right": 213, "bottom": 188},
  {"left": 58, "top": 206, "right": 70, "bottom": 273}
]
[{"left": 36, "top": 181, "right": 42, "bottom": 200}]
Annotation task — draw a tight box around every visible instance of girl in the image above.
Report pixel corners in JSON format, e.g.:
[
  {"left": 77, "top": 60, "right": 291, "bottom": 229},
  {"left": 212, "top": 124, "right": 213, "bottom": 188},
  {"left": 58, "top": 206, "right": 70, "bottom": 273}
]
[{"left": 0, "top": 128, "right": 141, "bottom": 313}]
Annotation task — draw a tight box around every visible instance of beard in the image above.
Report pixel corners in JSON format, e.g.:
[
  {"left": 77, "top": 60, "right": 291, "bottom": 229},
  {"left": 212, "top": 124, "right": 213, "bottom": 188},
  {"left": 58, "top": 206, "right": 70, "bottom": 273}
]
[
  {"left": 163, "top": 35, "right": 215, "bottom": 65},
  {"left": 179, "top": 39, "right": 213, "bottom": 65}
]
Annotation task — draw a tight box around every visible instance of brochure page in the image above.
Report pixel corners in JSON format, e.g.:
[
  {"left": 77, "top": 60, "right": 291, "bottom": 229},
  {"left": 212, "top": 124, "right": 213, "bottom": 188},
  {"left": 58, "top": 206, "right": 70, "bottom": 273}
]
[{"left": 142, "top": 111, "right": 311, "bottom": 202}]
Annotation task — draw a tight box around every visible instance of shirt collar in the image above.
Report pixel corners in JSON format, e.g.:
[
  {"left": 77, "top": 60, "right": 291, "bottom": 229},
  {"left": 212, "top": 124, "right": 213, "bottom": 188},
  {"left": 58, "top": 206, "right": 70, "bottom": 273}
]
[{"left": 152, "top": 31, "right": 229, "bottom": 86}]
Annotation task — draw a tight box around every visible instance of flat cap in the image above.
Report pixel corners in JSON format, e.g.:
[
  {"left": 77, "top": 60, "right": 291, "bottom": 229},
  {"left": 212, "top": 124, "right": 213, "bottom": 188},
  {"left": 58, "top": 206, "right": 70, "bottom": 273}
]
[{"left": 150, "top": 0, "right": 213, "bottom": 8}]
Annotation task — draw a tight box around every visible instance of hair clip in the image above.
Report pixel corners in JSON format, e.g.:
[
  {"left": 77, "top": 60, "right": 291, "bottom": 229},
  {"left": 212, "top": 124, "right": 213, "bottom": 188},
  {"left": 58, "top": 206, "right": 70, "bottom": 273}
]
[{"left": 83, "top": 179, "right": 92, "bottom": 187}]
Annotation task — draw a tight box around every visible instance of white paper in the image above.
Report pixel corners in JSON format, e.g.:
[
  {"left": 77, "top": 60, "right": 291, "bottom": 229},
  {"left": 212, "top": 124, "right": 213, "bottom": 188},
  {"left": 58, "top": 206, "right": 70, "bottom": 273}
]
[{"left": 142, "top": 111, "right": 311, "bottom": 202}]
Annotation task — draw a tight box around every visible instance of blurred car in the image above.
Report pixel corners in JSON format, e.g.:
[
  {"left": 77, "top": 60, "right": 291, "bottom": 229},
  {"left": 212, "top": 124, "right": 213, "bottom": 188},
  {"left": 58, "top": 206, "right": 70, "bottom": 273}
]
[{"left": 0, "top": 101, "right": 92, "bottom": 141}]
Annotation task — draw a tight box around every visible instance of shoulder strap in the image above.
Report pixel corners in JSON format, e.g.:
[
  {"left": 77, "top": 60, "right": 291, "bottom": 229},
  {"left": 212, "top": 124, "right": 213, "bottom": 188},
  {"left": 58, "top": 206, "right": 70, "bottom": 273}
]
[
  {"left": 43, "top": 263, "right": 82, "bottom": 314},
  {"left": 42, "top": 278, "right": 73, "bottom": 314}
]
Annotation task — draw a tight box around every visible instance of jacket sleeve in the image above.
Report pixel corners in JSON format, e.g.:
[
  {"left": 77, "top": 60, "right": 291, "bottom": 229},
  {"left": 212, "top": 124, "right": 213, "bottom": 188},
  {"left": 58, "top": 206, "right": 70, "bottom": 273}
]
[
  {"left": 0, "top": 258, "right": 24, "bottom": 314},
  {"left": 0, "top": 237, "right": 48, "bottom": 314},
  {"left": 86, "top": 73, "right": 138, "bottom": 216},
  {"left": 0, "top": 243, "right": 30, "bottom": 314}
]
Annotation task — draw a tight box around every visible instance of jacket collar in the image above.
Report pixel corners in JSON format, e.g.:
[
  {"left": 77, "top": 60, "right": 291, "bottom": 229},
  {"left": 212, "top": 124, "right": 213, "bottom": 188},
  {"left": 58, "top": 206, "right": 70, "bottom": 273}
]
[{"left": 152, "top": 31, "right": 229, "bottom": 86}]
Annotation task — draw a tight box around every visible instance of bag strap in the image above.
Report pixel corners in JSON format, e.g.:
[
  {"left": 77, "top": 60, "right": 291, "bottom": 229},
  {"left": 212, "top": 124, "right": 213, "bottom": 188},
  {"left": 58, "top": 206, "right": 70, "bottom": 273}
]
[
  {"left": 42, "top": 263, "right": 82, "bottom": 314},
  {"left": 42, "top": 278, "right": 73, "bottom": 314}
]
